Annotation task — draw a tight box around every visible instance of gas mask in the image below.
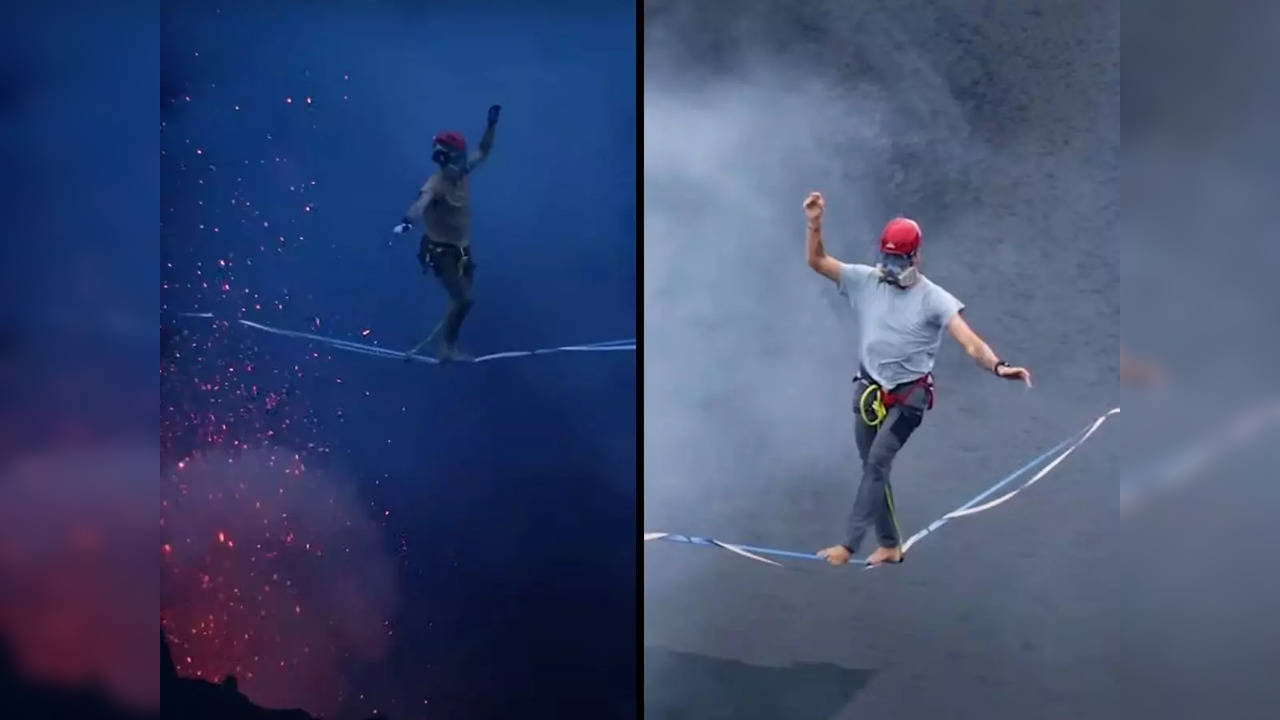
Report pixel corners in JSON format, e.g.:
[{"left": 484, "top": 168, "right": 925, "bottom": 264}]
[
  {"left": 876, "top": 251, "right": 919, "bottom": 288},
  {"left": 431, "top": 131, "right": 467, "bottom": 170},
  {"left": 432, "top": 143, "right": 465, "bottom": 169}
]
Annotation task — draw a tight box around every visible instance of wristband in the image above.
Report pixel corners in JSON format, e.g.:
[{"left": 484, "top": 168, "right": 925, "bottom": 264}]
[{"left": 993, "top": 360, "right": 1010, "bottom": 374}]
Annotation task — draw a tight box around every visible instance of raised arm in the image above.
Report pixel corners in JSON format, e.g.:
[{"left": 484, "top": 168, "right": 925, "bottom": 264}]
[
  {"left": 466, "top": 104, "right": 501, "bottom": 173},
  {"left": 946, "top": 312, "right": 1033, "bottom": 386},
  {"left": 803, "top": 192, "right": 843, "bottom": 282}
]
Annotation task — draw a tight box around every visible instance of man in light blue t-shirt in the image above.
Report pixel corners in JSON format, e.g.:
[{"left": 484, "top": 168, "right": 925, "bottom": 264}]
[{"left": 802, "top": 191, "right": 1033, "bottom": 567}]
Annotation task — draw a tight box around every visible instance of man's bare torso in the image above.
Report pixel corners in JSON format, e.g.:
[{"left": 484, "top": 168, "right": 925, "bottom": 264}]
[{"left": 421, "top": 172, "right": 471, "bottom": 248}]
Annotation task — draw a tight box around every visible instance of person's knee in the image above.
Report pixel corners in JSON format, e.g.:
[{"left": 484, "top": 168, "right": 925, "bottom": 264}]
[
  {"left": 866, "top": 433, "right": 907, "bottom": 475},
  {"left": 865, "top": 453, "right": 894, "bottom": 479}
]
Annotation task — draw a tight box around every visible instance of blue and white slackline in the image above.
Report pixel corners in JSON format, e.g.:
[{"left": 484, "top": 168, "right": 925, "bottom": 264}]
[
  {"left": 645, "top": 408, "right": 1121, "bottom": 569},
  {"left": 176, "top": 312, "right": 635, "bottom": 364}
]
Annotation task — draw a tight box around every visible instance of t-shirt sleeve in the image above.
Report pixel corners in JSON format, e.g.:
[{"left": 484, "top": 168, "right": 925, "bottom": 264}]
[
  {"left": 836, "top": 263, "right": 877, "bottom": 297},
  {"left": 929, "top": 284, "right": 965, "bottom": 326}
]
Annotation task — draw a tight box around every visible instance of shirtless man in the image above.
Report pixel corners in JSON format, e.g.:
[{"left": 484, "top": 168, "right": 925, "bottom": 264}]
[{"left": 393, "top": 104, "right": 501, "bottom": 362}]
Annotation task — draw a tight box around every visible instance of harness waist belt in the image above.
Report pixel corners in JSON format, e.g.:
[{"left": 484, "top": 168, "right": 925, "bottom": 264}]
[{"left": 855, "top": 366, "right": 935, "bottom": 411}]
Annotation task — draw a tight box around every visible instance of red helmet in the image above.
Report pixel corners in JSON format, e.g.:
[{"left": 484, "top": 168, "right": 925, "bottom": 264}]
[
  {"left": 879, "top": 217, "right": 921, "bottom": 255},
  {"left": 432, "top": 131, "right": 467, "bottom": 153}
]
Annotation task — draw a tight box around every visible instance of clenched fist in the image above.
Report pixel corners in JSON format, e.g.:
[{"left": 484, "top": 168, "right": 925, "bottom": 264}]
[{"left": 803, "top": 192, "right": 825, "bottom": 223}]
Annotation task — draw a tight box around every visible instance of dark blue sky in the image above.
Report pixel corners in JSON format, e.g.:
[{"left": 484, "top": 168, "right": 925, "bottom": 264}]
[{"left": 161, "top": 2, "right": 635, "bottom": 717}]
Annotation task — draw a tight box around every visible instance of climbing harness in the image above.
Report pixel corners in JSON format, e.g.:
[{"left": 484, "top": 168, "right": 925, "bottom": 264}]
[{"left": 855, "top": 369, "right": 935, "bottom": 426}]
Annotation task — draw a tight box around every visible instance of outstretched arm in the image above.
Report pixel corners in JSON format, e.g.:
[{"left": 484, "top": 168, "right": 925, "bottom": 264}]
[
  {"left": 946, "top": 312, "right": 1033, "bottom": 386},
  {"left": 804, "top": 192, "right": 843, "bottom": 282},
  {"left": 466, "top": 104, "right": 501, "bottom": 172},
  {"left": 404, "top": 182, "right": 434, "bottom": 222},
  {"left": 393, "top": 179, "right": 434, "bottom": 234}
]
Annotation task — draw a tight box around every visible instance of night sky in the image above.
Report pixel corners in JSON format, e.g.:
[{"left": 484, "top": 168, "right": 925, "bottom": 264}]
[{"left": 160, "top": 2, "right": 636, "bottom": 717}]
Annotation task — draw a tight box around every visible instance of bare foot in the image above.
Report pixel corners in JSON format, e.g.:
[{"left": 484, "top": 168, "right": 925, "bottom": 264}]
[
  {"left": 865, "top": 546, "right": 904, "bottom": 565},
  {"left": 817, "top": 545, "right": 852, "bottom": 566}
]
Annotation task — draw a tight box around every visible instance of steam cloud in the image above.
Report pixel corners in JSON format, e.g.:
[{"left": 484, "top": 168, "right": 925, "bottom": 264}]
[{"left": 162, "top": 447, "right": 398, "bottom": 718}]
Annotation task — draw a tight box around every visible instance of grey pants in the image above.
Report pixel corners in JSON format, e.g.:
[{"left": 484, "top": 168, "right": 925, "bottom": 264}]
[{"left": 844, "top": 378, "right": 929, "bottom": 552}]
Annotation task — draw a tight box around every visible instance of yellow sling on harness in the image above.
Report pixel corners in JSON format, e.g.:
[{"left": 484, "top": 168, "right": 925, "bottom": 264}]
[
  {"left": 859, "top": 383, "right": 888, "bottom": 427},
  {"left": 858, "top": 372, "right": 935, "bottom": 427}
]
